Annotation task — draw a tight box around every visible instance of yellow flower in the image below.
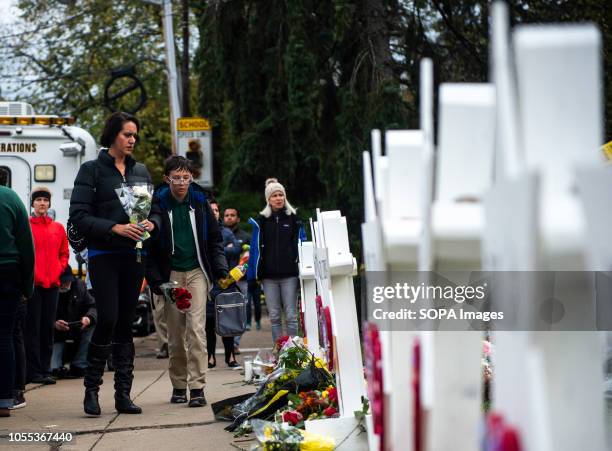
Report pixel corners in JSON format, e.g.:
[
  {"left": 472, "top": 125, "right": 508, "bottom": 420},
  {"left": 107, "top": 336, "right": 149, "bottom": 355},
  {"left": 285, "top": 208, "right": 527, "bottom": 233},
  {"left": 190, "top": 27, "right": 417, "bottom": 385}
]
[
  {"left": 321, "top": 390, "right": 328, "bottom": 399},
  {"left": 314, "top": 357, "right": 328, "bottom": 369},
  {"left": 264, "top": 426, "right": 273, "bottom": 439}
]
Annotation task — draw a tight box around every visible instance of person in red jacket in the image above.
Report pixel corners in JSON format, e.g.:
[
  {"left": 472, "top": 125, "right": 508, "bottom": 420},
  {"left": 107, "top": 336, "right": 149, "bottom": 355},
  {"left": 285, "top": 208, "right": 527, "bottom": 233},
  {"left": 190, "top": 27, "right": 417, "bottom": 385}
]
[{"left": 26, "top": 186, "right": 69, "bottom": 385}]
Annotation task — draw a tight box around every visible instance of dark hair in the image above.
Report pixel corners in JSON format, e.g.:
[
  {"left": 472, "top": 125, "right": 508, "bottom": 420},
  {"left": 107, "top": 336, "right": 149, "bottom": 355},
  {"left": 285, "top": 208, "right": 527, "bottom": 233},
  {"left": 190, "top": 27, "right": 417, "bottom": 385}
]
[
  {"left": 223, "top": 207, "right": 240, "bottom": 218},
  {"left": 163, "top": 155, "right": 194, "bottom": 176},
  {"left": 100, "top": 112, "right": 140, "bottom": 148},
  {"left": 208, "top": 198, "right": 218, "bottom": 207}
]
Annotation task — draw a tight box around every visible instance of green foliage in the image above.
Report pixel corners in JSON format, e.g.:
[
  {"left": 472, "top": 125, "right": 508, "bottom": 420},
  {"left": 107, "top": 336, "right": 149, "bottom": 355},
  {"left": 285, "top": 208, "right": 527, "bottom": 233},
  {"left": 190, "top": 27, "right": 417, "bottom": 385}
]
[
  {"left": 194, "top": 0, "right": 609, "bottom": 261},
  {"left": 1, "top": 0, "right": 172, "bottom": 184},
  {"left": 2, "top": 0, "right": 608, "bottom": 246},
  {"left": 195, "top": 0, "right": 412, "bottom": 253}
]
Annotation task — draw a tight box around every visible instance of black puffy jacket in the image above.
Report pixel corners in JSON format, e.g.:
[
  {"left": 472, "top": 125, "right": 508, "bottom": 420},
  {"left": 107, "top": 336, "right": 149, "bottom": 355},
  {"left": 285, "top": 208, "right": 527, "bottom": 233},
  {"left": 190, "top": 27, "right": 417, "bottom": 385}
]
[
  {"left": 145, "top": 183, "right": 228, "bottom": 293},
  {"left": 258, "top": 212, "right": 300, "bottom": 279},
  {"left": 69, "top": 148, "right": 159, "bottom": 251}
]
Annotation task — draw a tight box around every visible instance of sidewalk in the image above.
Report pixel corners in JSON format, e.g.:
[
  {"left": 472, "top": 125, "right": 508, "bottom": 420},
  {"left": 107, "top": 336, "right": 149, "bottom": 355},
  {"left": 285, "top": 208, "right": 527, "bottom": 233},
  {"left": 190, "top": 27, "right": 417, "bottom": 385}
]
[{"left": 0, "top": 318, "right": 274, "bottom": 451}]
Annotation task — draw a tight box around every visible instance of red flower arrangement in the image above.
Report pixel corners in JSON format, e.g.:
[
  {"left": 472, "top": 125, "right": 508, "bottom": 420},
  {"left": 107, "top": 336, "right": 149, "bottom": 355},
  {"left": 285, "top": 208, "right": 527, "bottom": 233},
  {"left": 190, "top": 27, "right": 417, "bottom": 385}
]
[
  {"left": 160, "top": 282, "right": 192, "bottom": 311},
  {"left": 280, "top": 385, "right": 339, "bottom": 427}
]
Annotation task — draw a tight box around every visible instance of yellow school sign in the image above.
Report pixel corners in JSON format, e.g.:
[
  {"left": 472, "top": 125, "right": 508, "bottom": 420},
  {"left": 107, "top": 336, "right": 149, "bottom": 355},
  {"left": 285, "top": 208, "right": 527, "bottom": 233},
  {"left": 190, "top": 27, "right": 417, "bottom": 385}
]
[
  {"left": 176, "top": 117, "right": 213, "bottom": 187},
  {"left": 177, "top": 117, "right": 211, "bottom": 132}
]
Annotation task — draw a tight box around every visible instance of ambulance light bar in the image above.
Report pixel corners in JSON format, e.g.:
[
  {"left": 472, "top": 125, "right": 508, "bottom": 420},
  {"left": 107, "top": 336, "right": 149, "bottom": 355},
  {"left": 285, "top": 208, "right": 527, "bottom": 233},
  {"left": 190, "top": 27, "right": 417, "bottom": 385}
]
[{"left": 0, "top": 116, "right": 76, "bottom": 126}]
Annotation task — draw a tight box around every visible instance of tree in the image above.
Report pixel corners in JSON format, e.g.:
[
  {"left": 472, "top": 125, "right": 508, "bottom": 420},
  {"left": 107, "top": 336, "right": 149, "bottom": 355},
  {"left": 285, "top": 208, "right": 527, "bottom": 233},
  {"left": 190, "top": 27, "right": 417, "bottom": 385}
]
[
  {"left": 0, "top": 0, "right": 177, "bottom": 182},
  {"left": 194, "top": 0, "right": 411, "bottom": 249},
  {"left": 2, "top": 0, "right": 608, "bottom": 236}
]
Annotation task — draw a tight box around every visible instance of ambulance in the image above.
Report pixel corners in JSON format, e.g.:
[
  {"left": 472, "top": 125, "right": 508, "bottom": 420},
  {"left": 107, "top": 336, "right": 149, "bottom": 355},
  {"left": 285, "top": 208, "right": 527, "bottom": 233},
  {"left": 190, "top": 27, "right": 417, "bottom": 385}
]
[{"left": 0, "top": 101, "right": 97, "bottom": 266}]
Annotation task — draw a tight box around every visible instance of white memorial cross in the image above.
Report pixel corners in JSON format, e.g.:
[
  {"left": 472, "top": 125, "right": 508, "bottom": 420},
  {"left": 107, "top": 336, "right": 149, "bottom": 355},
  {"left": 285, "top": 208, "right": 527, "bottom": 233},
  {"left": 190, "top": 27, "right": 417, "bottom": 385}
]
[
  {"left": 512, "top": 22, "right": 606, "bottom": 451},
  {"left": 432, "top": 83, "right": 495, "bottom": 270},
  {"left": 382, "top": 129, "right": 425, "bottom": 450},
  {"left": 423, "top": 82, "right": 496, "bottom": 451},
  {"left": 306, "top": 209, "right": 367, "bottom": 450},
  {"left": 483, "top": 7, "right": 541, "bottom": 446},
  {"left": 483, "top": 13, "right": 606, "bottom": 450}
]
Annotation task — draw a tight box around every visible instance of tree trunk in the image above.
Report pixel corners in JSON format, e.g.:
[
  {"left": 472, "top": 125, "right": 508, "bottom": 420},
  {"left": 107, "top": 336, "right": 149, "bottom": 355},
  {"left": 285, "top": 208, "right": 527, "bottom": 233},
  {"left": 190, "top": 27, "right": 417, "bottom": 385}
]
[{"left": 363, "top": 0, "right": 395, "bottom": 88}]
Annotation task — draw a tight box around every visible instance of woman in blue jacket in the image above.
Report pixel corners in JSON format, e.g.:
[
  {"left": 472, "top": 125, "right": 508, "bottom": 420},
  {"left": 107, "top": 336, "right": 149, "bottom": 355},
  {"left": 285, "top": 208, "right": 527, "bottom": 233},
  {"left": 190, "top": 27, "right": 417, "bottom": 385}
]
[{"left": 247, "top": 179, "right": 301, "bottom": 343}]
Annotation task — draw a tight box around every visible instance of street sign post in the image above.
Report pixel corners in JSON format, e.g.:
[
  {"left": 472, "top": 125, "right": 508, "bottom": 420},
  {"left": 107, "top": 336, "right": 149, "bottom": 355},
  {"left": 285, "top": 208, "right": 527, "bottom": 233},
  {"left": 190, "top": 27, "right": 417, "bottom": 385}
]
[{"left": 177, "top": 117, "right": 213, "bottom": 187}]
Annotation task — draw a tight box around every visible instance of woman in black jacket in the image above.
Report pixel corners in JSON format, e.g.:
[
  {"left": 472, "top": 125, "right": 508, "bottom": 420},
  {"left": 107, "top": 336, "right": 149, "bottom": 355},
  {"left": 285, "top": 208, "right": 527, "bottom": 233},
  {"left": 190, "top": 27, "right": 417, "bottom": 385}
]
[
  {"left": 69, "top": 112, "right": 159, "bottom": 416},
  {"left": 249, "top": 178, "right": 301, "bottom": 343}
]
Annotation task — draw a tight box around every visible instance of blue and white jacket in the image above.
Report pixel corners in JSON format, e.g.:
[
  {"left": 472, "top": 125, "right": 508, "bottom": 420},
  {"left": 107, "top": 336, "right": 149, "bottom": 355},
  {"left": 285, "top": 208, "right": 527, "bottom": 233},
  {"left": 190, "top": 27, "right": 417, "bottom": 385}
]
[{"left": 247, "top": 212, "right": 306, "bottom": 281}]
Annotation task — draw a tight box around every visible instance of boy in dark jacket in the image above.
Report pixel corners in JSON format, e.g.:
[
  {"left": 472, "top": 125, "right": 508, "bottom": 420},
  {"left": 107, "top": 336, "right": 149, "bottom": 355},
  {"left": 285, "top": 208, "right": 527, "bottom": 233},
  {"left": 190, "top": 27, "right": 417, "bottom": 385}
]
[
  {"left": 146, "top": 156, "right": 228, "bottom": 408},
  {"left": 51, "top": 266, "right": 97, "bottom": 379}
]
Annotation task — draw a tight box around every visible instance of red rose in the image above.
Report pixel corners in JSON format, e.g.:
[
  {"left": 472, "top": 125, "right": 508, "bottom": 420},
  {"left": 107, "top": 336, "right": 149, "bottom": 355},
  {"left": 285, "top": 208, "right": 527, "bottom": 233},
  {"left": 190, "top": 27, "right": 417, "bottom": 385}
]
[
  {"left": 327, "top": 387, "right": 338, "bottom": 404},
  {"left": 276, "top": 335, "right": 290, "bottom": 348},
  {"left": 282, "top": 410, "right": 302, "bottom": 425},
  {"left": 323, "top": 406, "right": 337, "bottom": 417},
  {"left": 175, "top": 298, "right": 191, "bottom": 311},
  {"left": 173, "top": 288, "right": 192, "bottom": 303}
]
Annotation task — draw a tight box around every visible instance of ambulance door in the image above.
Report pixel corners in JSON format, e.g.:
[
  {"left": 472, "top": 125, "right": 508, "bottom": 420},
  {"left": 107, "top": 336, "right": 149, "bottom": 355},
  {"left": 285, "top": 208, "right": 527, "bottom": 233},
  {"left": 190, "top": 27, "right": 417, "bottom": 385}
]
[{"left": 0, "top": 155, "right": 32, "bottom": 209}]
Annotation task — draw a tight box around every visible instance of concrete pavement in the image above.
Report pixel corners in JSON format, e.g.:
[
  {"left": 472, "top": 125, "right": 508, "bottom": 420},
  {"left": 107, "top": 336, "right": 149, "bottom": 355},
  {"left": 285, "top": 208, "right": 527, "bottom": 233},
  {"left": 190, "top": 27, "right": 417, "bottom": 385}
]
[{"left": 0, "top": 318, "right": 275, "bottom": 451}]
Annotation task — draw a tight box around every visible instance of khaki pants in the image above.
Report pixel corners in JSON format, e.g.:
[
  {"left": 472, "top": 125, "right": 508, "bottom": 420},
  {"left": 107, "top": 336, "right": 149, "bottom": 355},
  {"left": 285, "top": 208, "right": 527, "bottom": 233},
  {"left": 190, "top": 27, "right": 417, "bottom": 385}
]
[
  {"left": 166, "top": 268, "right": 208, "bottom": 390},
  {"left": 152, "top": 294, "right": 168, "bottom": 348}
]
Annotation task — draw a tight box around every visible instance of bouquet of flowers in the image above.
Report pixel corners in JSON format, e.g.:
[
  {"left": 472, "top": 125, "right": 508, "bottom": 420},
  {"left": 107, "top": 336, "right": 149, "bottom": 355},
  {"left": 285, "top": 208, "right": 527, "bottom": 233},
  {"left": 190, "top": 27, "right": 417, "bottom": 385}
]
[
  {"left": 115, "top": 183, "right": 153, "bottom": 261},
  {"left": 226, "top": 340, "right": 333, "bottom": 433},
  {"left": 251, "top": 419, "right": 335, "bottom": 451},
  {"left": 159, "top": 281, "right": 192, "bottom": 311},
  {"left": 278, "top": 385, "right": 339, "bottom": 427}
]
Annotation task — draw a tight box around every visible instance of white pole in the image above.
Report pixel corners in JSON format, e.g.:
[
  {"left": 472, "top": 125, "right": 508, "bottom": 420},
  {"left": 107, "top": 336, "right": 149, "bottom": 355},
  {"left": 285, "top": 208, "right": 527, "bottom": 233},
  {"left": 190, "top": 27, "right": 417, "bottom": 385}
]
[{"left": 161, "top": 0, "right": 181, "bottom": 155}]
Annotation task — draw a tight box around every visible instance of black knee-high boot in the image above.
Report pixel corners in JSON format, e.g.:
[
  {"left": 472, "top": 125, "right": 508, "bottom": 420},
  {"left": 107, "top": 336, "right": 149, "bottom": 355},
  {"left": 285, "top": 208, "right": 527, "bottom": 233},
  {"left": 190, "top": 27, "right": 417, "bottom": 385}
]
[
  {"left": 112, "top": 342, "right": 142, "bottom": 414},
  {"left": 83, "top": 342, "right": 112, "bottom": 416}
]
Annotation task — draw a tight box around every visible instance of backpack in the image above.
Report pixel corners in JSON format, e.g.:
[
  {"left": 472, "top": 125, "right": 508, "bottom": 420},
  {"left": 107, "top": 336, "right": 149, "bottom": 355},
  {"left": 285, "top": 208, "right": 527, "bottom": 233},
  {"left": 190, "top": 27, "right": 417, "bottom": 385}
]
[
  {"left": 67, "top": 162, "right": 98, "bottom": 253},
  {"left": 213, "top": 285, "right": 247, "bottom": 337}
]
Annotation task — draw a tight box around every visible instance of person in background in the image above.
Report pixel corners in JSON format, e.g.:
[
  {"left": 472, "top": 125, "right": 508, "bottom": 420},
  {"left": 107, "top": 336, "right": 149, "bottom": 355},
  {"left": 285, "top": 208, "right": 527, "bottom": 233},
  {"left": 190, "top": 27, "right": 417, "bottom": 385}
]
[
  {"left": 70, "top": 111, "right": 158, "bottom": 416},
  {"left": 208, "top": 200, "right": 241, "bottom": 367},
  {"left": 146, "top": 156, "right": 228, "bottom": 407},
  {"left": 76, "top": 249, "right": 114, "bottom": 371},
  {"left": 224, "top": 207, "right": 261, "bottom": 330},
  {"left": 223, "top": 208, "right": 251, "bottom": 247},
  {"left": 152, "top": 293, "right": 168, "bottom": 359},
  {"left": 248, "top": 178, "right": 302, "bottom": 343},
  {"left": 223, "top": 207, "right": 252, "bottom": 349},
  {"left": 26, "top": 186, "right": 69, "bottom": 385},
  {"left": 0, "top": 185, "right": 35, "bottom": 417},
  {"left": 51, "top": 265, "right": 97, "bottom": 379}
]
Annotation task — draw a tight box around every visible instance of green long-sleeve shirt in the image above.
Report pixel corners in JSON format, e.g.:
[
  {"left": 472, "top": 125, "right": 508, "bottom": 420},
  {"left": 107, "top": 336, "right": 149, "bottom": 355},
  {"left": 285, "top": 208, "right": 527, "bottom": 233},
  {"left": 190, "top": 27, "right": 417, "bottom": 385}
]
[
  {"left": 0, "top": 186, "right": 35, "bottom": 297},
  {"left": 169, "top": 192, "right": 200, "bottom": 272}
]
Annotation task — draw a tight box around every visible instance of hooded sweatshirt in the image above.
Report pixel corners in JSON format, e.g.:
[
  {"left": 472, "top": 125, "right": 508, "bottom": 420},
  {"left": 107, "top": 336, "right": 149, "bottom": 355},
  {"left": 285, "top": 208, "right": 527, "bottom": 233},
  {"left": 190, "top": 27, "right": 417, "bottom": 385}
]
[{"left": 30, "top": 215, "right": 69, "bottom": 288}]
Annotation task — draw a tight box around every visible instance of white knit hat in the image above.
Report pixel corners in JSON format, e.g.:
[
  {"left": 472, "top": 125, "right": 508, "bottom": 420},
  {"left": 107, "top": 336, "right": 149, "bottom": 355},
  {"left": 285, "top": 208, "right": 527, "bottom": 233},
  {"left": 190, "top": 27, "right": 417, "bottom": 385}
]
[{"left": 260, "top": 178, "right": 296, "bottom": 217}]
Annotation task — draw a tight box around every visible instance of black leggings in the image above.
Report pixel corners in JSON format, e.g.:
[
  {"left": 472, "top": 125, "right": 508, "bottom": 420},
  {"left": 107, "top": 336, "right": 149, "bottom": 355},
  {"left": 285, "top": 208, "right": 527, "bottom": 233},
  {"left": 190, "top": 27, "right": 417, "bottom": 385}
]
[
  {"left": 88, "top": 253, "right": 144, "bottom": 345},
  {"left": 205, "top": 309, "right": 235, "bottom": 364},
  {"left": 12, "top": 300, "right": 27, "bottom": 390},
  {"left": 25, "top": 287, "right": 58, "bottom": 380}
]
